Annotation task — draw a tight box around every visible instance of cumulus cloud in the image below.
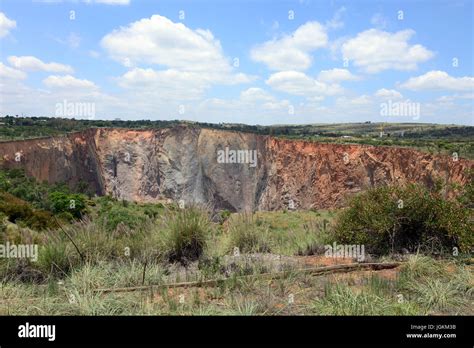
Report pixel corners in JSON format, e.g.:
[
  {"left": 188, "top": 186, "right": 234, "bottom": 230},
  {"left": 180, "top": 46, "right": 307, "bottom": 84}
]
[
  {"left": 195, "top": 89, "right": 291, "bottom": 124},
  {"left": 266, "top": 70, "right": 343, "bottom": 97},
  {"left": 116, "top": 66, "right": 253, "bottom": 102},
  {"left": 0, "top": 12, "right": 16, "bottom": 38},
  {"left": 102, "top": 15, "right": 236, "bottom": 74},
  {"left": 0, "top": 62, "right": 27, "bottom": 80},
  {"left": 250, "top": 22, "right": 327, "bottom": 71},
  {"left": 43, "top": 75, "right": 98, "bottom": 90},
  {"left": 117, "top": 68, "right": 210, "bottom": 100},
  {"left": 341, "top": 29, "right": 434, "bottom": 73},
  {"left": 400, "top": 70, "right": 474, "bottom": 91},
  {"left": 101, "top": 14, "right": 252, "bottom": 101},
  {"left": 317, "top": 68, "right": 359, "bottom": 83},
  {"left": 240, "top": 87, "right": 275, "bottom": 103},
  {"left": 437, "top": 93, "right": 474, "bottom": 103},
  {"left": 8, "top": 56, "right": 73, "bottom": 74},
  {"left": 336, "top": 95, "right": 372, "bottom": 106},
  {"left": 374, "top": 88, "right": 403, "bottom": 99}
]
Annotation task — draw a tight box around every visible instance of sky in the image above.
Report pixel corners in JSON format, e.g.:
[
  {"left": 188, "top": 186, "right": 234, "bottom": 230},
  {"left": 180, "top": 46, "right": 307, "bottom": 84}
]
[{"left": 0, "top": 0, "right": 473, "bottom": 125}]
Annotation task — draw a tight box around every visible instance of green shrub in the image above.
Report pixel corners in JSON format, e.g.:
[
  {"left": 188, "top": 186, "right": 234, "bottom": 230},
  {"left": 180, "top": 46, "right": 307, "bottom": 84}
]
[
  {"left": 99, "top": 205, "right": 149, "bottom": 232},
  {"left": 49, "top": 191, "right": 87, "bottom": 219},
  {"left": 142, "top": 203, "right": 163, "bottom": 219},
  {"left": 455, "top": 168, "right": 473, "bottom": 208},
  {"left": 0, "top": 192, "right": 55, "bottom": 230},
  {"left": 333, "top": 184, "right": 473, "bottom": 255},
  {"left": 219, "top": 209, "right": 232, "bottom": 224}
]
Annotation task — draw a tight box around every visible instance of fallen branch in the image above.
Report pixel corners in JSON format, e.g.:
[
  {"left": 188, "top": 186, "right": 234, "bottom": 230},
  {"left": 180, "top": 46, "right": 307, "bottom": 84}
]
[{"left": 94, "top": 262, "right": 400, "bottom": 294}]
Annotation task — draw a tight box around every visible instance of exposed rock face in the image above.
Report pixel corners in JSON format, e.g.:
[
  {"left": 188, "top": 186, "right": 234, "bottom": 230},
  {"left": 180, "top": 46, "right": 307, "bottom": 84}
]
[
  {"left": 0, "top": 127, "right": 472, "bottom": 211},
  {"left": 0, "top": 129, "right": 103, "bottom": 194}
]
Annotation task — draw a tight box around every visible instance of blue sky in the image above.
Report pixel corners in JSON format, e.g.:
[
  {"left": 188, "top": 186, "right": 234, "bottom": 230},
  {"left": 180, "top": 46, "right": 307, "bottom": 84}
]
[{"left": 0, "top": 0, "right": 472, "bottom": 125}]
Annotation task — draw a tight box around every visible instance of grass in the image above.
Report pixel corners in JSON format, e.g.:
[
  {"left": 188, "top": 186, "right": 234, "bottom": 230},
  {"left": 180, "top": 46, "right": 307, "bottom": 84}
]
[
  {"left": 0, "top": 202, "right": 472, "bottom": 316},
  {"left": 311, "top": 283, "right": 422, "bottom": 315},
  {"left": 1, "top": 250, "right": 471, "bottom": 315},
  {"left": 225, "top": 213, "right": 271, "bottom": 254},
  {"left": 250, "top": 210, "right": 334, "bottom": 255},
  {"left": 408, "top": 279, "right": 463, "bottom": 313},
  {"left": 159, "top": 205, "right": 213, "bottom": 264},
  {"left": 395, "top": 254, "right": 473, "bottom": 314}
]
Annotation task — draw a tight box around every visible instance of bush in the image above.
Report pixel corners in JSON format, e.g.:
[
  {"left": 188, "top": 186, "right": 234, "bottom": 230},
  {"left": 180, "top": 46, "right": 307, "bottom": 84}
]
[
  {"left": 0, "top": 167, "right": 90, "bottom": 219},
  {"left": 333, "top": 184, "right": 473, "bottom": 255},
  {"left": 455, "top": 168, "right": 473, "bottom": 208},
  {"left": 49, "top": 191, "right": 87, "bottom": 219},
  {"left": 0, "top": 192, "right": 55, "bottom": 230},
  {"left": 218, "top": 209, "right": 232, "bottom": 224},
  {"left": 161, "top": 206, "right": 211, "bottom": 264},
  {"left": 99, "top": 205, "right": 149, "bottom": 232}
]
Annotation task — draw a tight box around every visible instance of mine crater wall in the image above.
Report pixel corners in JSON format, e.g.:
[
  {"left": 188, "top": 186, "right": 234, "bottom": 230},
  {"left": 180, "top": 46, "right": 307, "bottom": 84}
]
[{"left": 0, "top": 126, "right": 471, "bottom": 211}]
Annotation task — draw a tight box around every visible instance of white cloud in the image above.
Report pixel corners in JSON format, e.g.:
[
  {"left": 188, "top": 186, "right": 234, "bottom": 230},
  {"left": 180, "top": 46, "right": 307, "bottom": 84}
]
[
  {"left": 341, "top": 29, "right": 434, "bottom": 73},
  {"left": 116, "top": 66, "right": 253, "bottom": 102},
  {"left": 0, "top": 12, "right": 16, "bottom": 38},
  {"left": 8, "top": 56, "right": 73, "bottom": 74},
  {"left": 374, "top": 88, "right": 403, "bottom": 99},
  {"left": 195, "top": 90, "right": 291, "bottom": 124},
  {"left": 250, "top": 21, "right": 327, "bottom": 71},
  {"left": 102, "top": 15, "right": 253, "bottom": 102},
  {"left": 336, "top": 95, "right": 372, "bottom": 106},
  {"left": 117, "top": 68, "right": 209, "bottom": 100},
  {"left": 240, "top": 87, "right": 275, "bottom": 103},
  {"left": 43, "top": 75, "right": 98, "bottom": 90},
  {"left": 437, "top": 93, "right": 474, "bottom": 103},
  {"left": 0, "top": 62, "right": 27, "bottom": 80},
  {"left": 266, "top": 70, "right": 343, "bottom": 97},
  {"left": 400, "top": 71, "right": 474, "bottom": 92},
  {"left": 317, "top": 68, "right": 359, "bottom": 83},
  {"left": 102, "top": 15, "right": 233, "bottom": 74}
]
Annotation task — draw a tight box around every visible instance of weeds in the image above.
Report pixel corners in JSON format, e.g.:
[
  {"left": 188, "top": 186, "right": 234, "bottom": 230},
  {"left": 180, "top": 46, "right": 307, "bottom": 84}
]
[{"left": 225, "top": 213, "right": 271, "bottom": 254}]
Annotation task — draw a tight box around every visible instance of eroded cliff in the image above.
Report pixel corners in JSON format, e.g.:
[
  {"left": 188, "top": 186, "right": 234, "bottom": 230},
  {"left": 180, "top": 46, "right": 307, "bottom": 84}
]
[{"left": 0, "top": 126, "right": 471, "bottom": 211}]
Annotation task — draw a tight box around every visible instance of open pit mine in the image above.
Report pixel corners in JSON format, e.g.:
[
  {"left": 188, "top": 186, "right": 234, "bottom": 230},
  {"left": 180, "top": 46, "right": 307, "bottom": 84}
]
[{"left": 0, "top": 126, "right": 471, "bottom": 212}]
